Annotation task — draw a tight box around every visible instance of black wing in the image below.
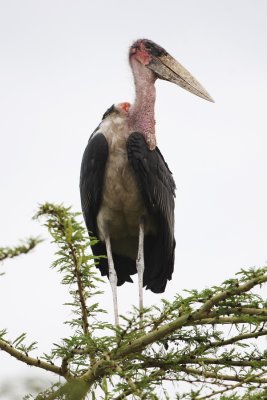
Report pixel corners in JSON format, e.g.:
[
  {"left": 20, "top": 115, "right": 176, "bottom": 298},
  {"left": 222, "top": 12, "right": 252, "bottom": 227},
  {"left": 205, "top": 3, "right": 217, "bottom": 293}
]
[
  {"left": 80, "top": 132, "right": 136, "bottom": 285},
  {"left": 127, "top": 132, "right": 176, "bottom": 293},
  {"left": 80, "top": 133, "right": 108, "bottom": 270}
]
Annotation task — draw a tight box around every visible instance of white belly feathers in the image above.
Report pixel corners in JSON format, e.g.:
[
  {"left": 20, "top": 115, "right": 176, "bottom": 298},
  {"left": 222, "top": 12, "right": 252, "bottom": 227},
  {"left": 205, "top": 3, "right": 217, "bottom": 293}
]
[{"left": 95, "top": 111, "right": 156, "bottom": 257}]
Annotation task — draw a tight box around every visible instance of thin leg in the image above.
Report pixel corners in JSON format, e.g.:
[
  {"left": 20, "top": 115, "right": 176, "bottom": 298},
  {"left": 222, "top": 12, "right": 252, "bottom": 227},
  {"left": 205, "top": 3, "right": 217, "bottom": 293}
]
[
  {"left": 105, "top": 233, "right": 119, "bottom": 326},
  {"left": 136, "top": 219, "right": 145, "bottom": 317}
]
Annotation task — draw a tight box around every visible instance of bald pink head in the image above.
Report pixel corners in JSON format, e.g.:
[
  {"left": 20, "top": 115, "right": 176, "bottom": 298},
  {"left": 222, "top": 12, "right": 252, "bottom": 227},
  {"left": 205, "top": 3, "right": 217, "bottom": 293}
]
[
  {"left": 128, "top": 39, "right": 161, "bottom": 150},
  {"left": 129, "top": 39, "right": 167, "bottom": 65}
]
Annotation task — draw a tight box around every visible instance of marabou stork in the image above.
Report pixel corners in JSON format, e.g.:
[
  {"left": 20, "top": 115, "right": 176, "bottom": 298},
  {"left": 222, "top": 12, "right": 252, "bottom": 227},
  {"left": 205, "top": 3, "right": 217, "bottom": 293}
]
[{"left": 80, "top": 39, "right": 213, "bottom": 325}]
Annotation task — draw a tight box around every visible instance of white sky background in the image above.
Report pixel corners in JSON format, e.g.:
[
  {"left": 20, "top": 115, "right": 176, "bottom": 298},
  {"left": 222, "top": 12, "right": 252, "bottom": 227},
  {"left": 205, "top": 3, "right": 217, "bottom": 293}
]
[{"left": 0, "top": 0, "right": 267, "bottom": 397}]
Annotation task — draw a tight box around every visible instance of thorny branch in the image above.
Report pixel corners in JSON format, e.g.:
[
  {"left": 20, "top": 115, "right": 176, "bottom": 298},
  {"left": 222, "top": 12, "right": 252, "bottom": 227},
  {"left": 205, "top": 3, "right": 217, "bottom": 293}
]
[
  {"left": 111, "top": 272, "right": 267, "bottom": 360},
  {"left": 36, "top": 204, "right": 90, "bottom": 337},
  {"left": 196, "top": 370, "right": 267, "bottom": 399},
  {"left": 0, "top": 338, "right": 69, "bottom": 378},
  {"left": 179, "top": 366, "right": 267, "bottom": 384},
  {"left": 66, "top": 236, "right": 89, "bottom": 336},
  {"left": 0, "top": 237, "right": 42, "bottom": 262},
  {"left": 1, "top": 203, "right": 267, "bottom": 399}
]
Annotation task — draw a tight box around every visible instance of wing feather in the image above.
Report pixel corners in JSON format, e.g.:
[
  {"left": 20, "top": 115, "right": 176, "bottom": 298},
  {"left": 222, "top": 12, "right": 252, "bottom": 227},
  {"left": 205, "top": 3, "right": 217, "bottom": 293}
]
[
  {"left": 80, "top": 132, "right": 136, "bottom": 285},
  {"left": 127, "top": 132, "right": 176, "bottom": 293},
  {"left": 80, "top": 133, "right": 109, "bottom": 275}
]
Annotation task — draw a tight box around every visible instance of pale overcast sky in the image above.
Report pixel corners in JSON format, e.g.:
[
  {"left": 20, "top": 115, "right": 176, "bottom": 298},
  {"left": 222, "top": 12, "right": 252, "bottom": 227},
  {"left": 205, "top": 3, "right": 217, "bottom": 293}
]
[{"left": 1, "top": 0, "right": 267, "bottom": 398}]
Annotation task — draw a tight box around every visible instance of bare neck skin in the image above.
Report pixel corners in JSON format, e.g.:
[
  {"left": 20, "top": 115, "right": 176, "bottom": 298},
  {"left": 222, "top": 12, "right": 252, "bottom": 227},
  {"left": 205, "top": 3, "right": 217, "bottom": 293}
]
[{"left": 128, "top": 58, "right": 157, "bottom": 150}]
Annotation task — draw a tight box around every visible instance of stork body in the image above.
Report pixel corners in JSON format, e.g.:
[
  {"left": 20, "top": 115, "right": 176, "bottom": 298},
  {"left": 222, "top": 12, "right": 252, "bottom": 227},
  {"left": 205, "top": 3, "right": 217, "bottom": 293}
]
[
  {"left": 80, "top": 103, "right": 175, "bottom": 289},
  {"left": 80, "top": 39, "right": 213, "bottom": 324}
]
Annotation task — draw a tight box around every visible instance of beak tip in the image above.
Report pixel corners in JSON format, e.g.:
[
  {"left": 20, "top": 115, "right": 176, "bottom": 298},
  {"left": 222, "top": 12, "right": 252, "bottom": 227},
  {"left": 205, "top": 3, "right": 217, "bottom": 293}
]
[
  {"left": 200, "top": 90, "right": 215, "bottom": 103},
  {"left": 148, "top": 50, "right": 215, "bottom": 104},
  {"left": 206, "top": 95, "right": 215, "bottom": 103}
]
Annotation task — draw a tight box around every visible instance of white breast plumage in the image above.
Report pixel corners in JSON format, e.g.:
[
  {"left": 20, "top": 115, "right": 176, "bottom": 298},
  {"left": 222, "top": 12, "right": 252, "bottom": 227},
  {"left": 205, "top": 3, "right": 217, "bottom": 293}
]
[{"left": 96, "top": 112, "right": 155, "bottom": 259}]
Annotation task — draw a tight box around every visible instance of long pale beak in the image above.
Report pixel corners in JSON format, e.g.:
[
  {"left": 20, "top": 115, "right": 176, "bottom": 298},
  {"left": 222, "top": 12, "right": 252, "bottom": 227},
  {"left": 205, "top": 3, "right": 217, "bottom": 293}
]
[{"left": 148, "top": 53, "right": 214, "bottom": 102}]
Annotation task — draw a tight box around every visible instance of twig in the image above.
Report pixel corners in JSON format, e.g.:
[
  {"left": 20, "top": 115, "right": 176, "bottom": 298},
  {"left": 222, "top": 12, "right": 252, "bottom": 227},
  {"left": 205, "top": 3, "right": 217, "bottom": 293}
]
[
  {"left": 68, "top": 242, "right": 89, "bottom": 336},
  {"left": 112, "top": 273, "right": 267, "bottom": 360},
  {"left": 180, "top": 366, "right": 267, "bottom": 384},
  {"left": 205, "top": 307, "right": 267, "bottom": 318},
  {"left": 185, "top": 316, "right": 267, "bottom": 326},
  {"left": 0, "top": 339, "right": 70, "bottom": 379},
  {"left": 196, "top": 369, "right": 267, "bottom": 399},
  {"left": 113, "top": 369, "right": 165, "bottom": 400},
  {"left": 0, "top": 237, "right": 42, "bottom": 261},
  {"left": 140, "top": 357, "right": 267, "bottom": 369},
  {"left": 196, "top": 328, "right": 267, "bottom": 353}
]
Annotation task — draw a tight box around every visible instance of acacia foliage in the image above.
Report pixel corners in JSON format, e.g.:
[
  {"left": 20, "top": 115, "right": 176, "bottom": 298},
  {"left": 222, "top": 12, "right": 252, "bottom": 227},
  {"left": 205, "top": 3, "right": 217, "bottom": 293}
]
[{"left": 0, "top": 203, "right": 267, "bottom": 399}]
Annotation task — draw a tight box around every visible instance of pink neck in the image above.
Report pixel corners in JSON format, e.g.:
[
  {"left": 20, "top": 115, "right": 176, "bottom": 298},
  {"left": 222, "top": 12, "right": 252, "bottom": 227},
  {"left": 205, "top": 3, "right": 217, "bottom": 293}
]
[{"left": 128, "top": 58, "right": 157, "bottom": 150}]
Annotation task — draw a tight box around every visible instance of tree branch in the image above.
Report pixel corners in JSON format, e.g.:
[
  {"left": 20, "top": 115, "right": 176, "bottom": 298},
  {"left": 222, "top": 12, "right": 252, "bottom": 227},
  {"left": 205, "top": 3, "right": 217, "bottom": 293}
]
[
  {"left": 185, "top": 315, "right": 267, "bottom": 326},
  {"left": 204, "top": 307, "right": 267, "bottom": 318},
  {"left": 68, "top": 242, "right": 89, "bottom": 336},
  {"left": 196, "top": 328, "right": 267, "bottom": 353},
  {"left": 197, "top": 370, "right": 267, "bottom": 399},
  {"left": 0, "top": 339, "right": 70, "bottom": 378},
  {"left": 180, "top": 366, "right": 267, "bottom": 384},
  {"left": 140, "top": 357, "right": 267, "bottom": 369},
  {"left": 0, "top": 237, "right": 42, "bottom": 262},
  {"left": 112, "top": 273, "right": 267, "bottom": 360}
]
